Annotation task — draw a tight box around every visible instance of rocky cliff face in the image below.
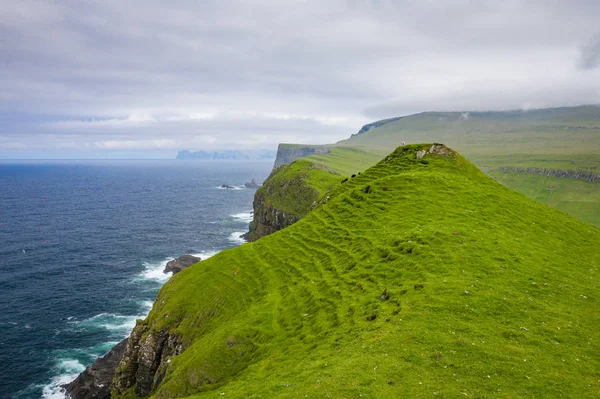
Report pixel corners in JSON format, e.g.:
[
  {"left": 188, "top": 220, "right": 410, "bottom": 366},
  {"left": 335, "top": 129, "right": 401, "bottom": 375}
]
[
  {"left": 273, "top": 145, "right": 330, "bottom": 167},
  {"left": 112, "top": 320, "right": 184, "bottom": 397},
  {"left": 246, "top": 160, "right": 324, "bottom": 242},
  {"left": 246, "top": 146, "right": 332, "bottom": 242},
  {"left": 246, "top": 186, "right": 303, "bottom": 241}
]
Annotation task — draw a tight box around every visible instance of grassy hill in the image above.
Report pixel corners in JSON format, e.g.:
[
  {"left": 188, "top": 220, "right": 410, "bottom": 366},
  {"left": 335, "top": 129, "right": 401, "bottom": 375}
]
[
  {"left": 113, "top": 145, "right": 600, "bottom": 398},
  {"left": 273, "top": 105, "right": 599, "bottom": 227}
]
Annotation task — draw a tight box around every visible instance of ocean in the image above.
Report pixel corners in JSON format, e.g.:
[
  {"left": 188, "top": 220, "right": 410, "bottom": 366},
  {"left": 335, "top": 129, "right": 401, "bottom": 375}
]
[{"left": 0, "top": 160, "right": 273, "bottom": 399}]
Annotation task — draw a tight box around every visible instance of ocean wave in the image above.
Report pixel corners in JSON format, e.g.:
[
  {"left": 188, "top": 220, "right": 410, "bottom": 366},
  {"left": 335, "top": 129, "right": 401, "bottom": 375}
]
[
  {"left": 140, "top": 300, "right": 154, "bottom": 313},
  {"left": 228, "top": 231, "right": 247, "bottom": 245},
  {"left": 72, "top": 312, "right": 138, "bottom": 337},
  {"left": 190, "top": 251, "right": 219, "bottom": 261},
  {"left": 216, "top": 185, "right": 244, "bottom": 190},
  {"left": 41, "top": 359, "right": 85, "bottom": 399},
  {"left": 231, "top": 211, "right": 253, "bottom": 223},
  {"left": 41, "top": 249, "right": 228, "bottom": 397},
  {"left": 139, "top": 258, "right": 173, "bottom": 283},
  {"left": 138, "top": 250, "right": 220, "bottom": 283}
]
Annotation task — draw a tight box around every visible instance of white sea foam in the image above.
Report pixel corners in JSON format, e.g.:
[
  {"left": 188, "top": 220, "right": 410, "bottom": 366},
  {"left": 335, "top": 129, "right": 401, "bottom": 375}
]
[
  {"left": 216, "top": 185, "right": 244, "bottom": 190},
  {"left": 231, "top": 211, "right": 253, "bottom": 223},
  {"left": 140, "top": 258, "right": 173, "bottom": 283},
  {"left": 140, "top": 300, "right": 154, "bottom": 312},
  {"left": 139, "top": 250, "right": 221, "bottom": 283},
  {"left": 73, "top": 313, "right": 138, "bottom": 337},
  {"left": 41, "top": 359, "right": 85, "bottom": 399},
  {"left": 189, "top": 250, "right": 219, "bottom": 260},
  {"left": 101, "top": 316, "right": 138, "bottom": 333},
  {"left": 228, "top": 231, "right": 247, "bottom": 245}
]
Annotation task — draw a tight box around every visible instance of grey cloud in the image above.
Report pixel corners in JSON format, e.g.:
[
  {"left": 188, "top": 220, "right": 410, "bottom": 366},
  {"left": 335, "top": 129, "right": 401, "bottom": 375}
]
[
  {"left": 0, "top": 0, "right": 599, "bottom": 157},
  {"left": 363, "top": 77, "right": 600, "bottom": 119}
]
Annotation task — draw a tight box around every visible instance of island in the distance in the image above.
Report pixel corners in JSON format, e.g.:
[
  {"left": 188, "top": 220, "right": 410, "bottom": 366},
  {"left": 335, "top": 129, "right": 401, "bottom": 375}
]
[{"left": 176, "top": 149, "right": 276, "bottom": 160}]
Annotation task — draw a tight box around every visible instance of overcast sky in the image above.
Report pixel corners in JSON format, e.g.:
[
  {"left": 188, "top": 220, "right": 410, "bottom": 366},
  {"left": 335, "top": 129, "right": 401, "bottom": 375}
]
[{"left": 1, "top": 0, "right": 599, "bottom": 158}]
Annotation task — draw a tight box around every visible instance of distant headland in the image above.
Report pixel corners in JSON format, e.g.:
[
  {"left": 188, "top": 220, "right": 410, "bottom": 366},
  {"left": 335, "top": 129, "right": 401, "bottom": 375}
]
[{"left": 176, "top": 149, "right": 276, "bottom": 160}]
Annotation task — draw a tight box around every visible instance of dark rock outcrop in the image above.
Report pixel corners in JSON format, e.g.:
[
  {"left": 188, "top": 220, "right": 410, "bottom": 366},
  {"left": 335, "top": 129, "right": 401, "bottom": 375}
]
[
  {"left": 246, "top": 162, "right": 323, "bottom": 241},
  {"left": 113, "top": 321, "right": 183, "bottom": 398},
  {"left": 63, "top": 339, "right": 128, "bottom": 399},
  {"left": 220, "top": 184, "right": 236, "bottom": 189},
  {"left": 244, "top": 179, "right": 259, "bottom": 189},
  {"left": 247, "top": 188, "right": 302, "bottom": 241},
  {"left": 164, "top": 254, "right": 201, "bottom": 274}
]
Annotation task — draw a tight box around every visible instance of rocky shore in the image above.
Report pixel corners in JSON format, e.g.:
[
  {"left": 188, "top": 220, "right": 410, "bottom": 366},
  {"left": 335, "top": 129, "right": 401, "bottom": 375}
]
[
  {"left": 63, "top": 339, "right": 128, "bottom": 399},
  {"left": 163, "top": 254, "right": 201, "bottom": 274},
  {"left": 63, "top": 254, "right": 202, "bottom": 398}
]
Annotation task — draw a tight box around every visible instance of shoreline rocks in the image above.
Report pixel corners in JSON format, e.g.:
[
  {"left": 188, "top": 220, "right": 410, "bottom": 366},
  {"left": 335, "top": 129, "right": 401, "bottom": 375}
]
[
  {"left": 64, "top": 254, "right": 201, "bottom": 397},
  {"left": 62, "top": 339, "right": 128, "bottom": 399},
  {"left": 163, "top": 254, "right": 202, "bottom": 274}
]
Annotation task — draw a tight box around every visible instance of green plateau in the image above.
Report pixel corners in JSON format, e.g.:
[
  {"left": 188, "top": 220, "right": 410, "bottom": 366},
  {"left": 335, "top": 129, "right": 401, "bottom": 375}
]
[{"left": 113, "top": 144, "right": 600, "bottom": 398}]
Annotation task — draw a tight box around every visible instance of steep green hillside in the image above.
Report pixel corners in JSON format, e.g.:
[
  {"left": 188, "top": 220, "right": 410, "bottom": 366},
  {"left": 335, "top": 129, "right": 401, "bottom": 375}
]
[
  {"left": 487, "top": 170, "right": 600, "bottom": 227},
  {"left": 113, "top": 145, "right": 600, "bottom": 398},
  {"left": 247, "top": 148, "right": 384, "bottom": 241}
]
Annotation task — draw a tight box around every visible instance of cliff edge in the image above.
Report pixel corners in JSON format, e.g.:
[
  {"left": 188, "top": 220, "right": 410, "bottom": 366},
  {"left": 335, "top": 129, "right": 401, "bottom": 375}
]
[{"left": 246, "top": 160, "right": 340, "bottom": 241}]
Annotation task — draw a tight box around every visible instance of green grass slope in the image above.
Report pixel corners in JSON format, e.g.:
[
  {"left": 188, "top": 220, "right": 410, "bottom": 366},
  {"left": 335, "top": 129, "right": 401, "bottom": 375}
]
[
  {"left": 254, "top": 159, "right": 342, "bottom": 218},
  {"left": 304, "top": 147, "right": 387, "bottom": 177},
  {"left": 487, "top": 171, "right": 600, "bottom": 227},
  {"left": 117, "top": 145, "right": 600, "bottom": 398},
  {"left": 334, "top": 106, "right": 600, "bottom": 226}
]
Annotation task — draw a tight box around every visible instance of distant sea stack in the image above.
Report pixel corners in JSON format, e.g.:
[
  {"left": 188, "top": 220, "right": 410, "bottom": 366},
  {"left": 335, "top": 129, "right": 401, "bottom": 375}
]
[
  {"left": 244, "top": 179, "right": 260, "bottom": 189},
  {"left": 176, "top": 150, "right": 276, "bottom": 160}
]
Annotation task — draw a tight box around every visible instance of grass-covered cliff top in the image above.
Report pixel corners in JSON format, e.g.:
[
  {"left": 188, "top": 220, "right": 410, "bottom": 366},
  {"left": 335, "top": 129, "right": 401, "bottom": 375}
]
[
  {"left": 255, "top": 160, "right": 341, "bottom": 218},
  {"left": 255, "top": 147, "right": 384, "bottom": 220},
  {"left": 118, "top": 144, "right": 600, "bottom": 398}
]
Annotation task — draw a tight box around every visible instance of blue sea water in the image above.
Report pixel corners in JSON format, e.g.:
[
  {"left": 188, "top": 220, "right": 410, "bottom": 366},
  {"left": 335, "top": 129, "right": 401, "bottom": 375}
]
[{"left": 0, "top": 160, "right": 273, "bottom": 399}]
